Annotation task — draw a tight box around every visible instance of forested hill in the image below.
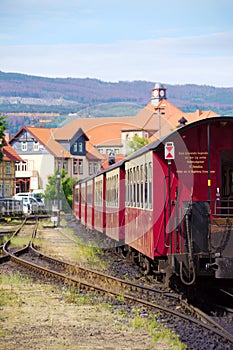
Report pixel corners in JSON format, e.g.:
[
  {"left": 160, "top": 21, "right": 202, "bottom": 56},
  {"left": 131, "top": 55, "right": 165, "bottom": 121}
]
[{"left": 0, "top": 70, "right": 233, "bottom": 116}]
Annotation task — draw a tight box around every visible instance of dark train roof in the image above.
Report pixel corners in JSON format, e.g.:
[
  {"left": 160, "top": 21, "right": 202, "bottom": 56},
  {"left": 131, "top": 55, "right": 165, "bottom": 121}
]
[{"left": 75, "top": 116, "right": 233, "bottom": 184}]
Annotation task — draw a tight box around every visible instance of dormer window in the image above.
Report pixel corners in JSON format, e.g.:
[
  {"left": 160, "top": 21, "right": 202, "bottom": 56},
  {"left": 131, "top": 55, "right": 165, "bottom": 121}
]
[
  {"left": 21, "top": 141, "right": 27, "bottom": 151},
  {"left": 33, "top": 141, "right": 39, "bottom": 151},
  {"left": 78, "top": 142, "right": 83, "bottom": 152},
  {"left": 73, "top": 143, "right": 78, "bottom": 152}
]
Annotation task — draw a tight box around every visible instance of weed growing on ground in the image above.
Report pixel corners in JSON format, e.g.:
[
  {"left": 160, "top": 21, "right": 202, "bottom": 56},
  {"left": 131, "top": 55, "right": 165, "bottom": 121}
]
[
  {"left": 131, "top": 309, "right": 187, "bottom": 350},
  {"left": 10, "top": 235, "right": 29, "bottom": 248},
  {"left": 0, "top": 273, "right": 29, "bottom": 307}
]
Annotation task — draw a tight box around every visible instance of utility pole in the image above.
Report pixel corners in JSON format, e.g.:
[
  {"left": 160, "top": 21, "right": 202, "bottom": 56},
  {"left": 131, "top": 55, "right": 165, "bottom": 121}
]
[{"left": 57, "top": 172, "right": 60, "bottom": 227}]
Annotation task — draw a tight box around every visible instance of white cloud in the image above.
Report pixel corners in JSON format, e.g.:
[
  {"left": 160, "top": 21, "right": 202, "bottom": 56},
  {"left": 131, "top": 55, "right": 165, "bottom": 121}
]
[{"left": 1, "top": 31, "right": 233, "bottom": 86}]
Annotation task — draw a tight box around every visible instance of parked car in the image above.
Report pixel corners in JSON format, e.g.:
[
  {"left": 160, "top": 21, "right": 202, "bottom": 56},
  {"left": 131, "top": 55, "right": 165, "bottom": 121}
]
[
  {"left": 13, "top": 194, "right": 45, "bottom": 214},
  {"left": 14, "top": 192, "right": 44, "bottom": 203}
]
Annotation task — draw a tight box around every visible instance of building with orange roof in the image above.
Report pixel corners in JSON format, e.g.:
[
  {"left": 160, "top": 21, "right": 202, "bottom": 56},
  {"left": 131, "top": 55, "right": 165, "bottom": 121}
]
[
  {"left": 56, "top": 83, "right": 218, "bottom": 158},
  {"left": 9, "top": 126, "right": 104, "bottom": 193},
  {"left": 0, "top": 139, "right": 22, "bottom": 197}
]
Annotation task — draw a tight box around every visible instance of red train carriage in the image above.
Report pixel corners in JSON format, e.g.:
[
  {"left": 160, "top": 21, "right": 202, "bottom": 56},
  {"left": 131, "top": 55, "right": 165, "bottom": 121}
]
[{"left": 124, "top": 117, "right": 233, "bottom": 284}]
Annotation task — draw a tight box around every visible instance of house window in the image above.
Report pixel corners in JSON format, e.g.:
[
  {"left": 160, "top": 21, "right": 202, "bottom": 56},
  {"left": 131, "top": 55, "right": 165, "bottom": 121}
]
[
  {"left": 63, "top": 160, "right": 68, "bottom": 171},
  {"left": 33, "top": 141, "right": 39, "bottom": 151},
  {"left": 21, "top": 141, "right": 27, "bottom": 151},
  {"left": 15, "top": 162, "right": 20, "bottom": 171},
  {"left": 78, "top": 142, "right": 83, "bottom": 153},
  {"left": 0, "top": 184, "right": 3, "bottom": 197},
  {"left": 21, "top": 161, "right": 27, "bottom": 171},
  {"left": 73, "top": 159, "right": 83, "bottom": 175},
  {"left": 78, "top": 159, "right": 83, "bottom": 174},
  {"left": 94, "top": 162, "right": 99, "bottom": 174},
  {"left": 73, "top": 159, "right": 78, "bottom": 174},
  {"left": 5, "top": 162, "right": 11, "bottom": 175},
  {"left": 5, "top": 184, "right": 10, "bottom": 197},
  {"left": 89, "top": 162, "right": 93, "bottom": 175},
  {"left": 73, "top": 143, "right": 77, "bottom": 152}
]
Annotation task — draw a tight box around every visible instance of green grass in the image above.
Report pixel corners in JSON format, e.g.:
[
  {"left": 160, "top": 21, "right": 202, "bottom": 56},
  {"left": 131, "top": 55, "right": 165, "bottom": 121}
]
[
  {"left": 10, "top": 235, "right": 30, "bottom": 248},
  {"left": 0, "top": 273, "right": 31, "bottom": 307},
  {"left": 131, "top": 310, "right": 187, "bottom": 349}
]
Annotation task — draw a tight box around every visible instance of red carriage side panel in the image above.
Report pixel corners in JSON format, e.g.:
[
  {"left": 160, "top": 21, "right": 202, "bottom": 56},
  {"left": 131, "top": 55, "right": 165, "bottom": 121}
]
[
  {"left": 125, "top": 151, "right": 156, "bottom": 259},
  {"left": 105, "top": 167, "right": 125, "bottom": 243},
  {"left": 86, "top": 179, "right": 94, "bottom": 230},
  {"left": 94, "top": 174, "right": 106, "bottom": 233},
  {"left": 80, "top": 182, "right": 87, "bottom": 226},
  {"left": 72, "top": 183, "right": 80, "bottom": 220}
]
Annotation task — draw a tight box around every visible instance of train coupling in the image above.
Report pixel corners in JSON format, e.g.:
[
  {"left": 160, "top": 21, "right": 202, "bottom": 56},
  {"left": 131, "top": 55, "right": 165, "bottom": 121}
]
[{"left": 206, "top": 258, "right": 233, "bottom": 278}]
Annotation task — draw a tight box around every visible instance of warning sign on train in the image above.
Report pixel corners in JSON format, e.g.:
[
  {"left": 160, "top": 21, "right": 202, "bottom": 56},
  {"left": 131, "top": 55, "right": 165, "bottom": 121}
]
[{"left": 165, "top": 142, "right": 175, "bottom": 160}]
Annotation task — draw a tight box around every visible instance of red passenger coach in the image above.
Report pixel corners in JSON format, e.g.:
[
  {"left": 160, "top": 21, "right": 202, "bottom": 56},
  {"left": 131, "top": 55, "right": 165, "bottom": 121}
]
[{"left": 124, "top": 117, "right": 233, "bottom": 280}]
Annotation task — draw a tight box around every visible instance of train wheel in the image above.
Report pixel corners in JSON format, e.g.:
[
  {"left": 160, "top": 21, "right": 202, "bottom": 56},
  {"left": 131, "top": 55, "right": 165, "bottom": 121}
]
[
  {"left": 128, "top": 248, "right": 137, "bottom": 264},
  {"left": 117, "top": 245, "right": 129, "bottom": 258},
  {"left": 141, "top": 257, "right": 151, "bottom": 275}
]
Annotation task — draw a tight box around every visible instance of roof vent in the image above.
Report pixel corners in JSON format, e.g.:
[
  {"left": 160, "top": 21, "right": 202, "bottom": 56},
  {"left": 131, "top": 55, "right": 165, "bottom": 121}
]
[{"left": 108, "top": 151, "right": 115, "bottom": 165}]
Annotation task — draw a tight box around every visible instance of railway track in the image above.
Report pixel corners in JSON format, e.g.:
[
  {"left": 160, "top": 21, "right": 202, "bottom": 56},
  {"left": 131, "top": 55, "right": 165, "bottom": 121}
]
[{"left": 1, "top": 216, "right": 233, "bottom": 349}]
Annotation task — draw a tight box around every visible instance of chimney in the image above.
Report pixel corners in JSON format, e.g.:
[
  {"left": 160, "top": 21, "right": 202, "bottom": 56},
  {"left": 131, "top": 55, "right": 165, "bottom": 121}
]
[{"left": 177, "top": 116, "right": 188, "bottom": 128}]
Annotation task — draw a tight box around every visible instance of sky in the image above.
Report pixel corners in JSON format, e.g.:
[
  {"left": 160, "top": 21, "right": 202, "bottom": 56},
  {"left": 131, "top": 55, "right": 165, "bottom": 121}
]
[{"left": 1, "top": 0, "right": 233, "bottom": 87}]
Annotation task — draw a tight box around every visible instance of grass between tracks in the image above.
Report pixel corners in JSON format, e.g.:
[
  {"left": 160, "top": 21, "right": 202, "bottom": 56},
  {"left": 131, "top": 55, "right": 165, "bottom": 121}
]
[{"left": 35, "top": 219, "right": 108, "bottom": 270}]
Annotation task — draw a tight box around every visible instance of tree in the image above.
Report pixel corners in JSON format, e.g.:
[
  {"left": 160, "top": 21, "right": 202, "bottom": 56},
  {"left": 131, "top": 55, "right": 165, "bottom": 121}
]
[
  {"left": 127, "top": 135, "right": 149, "bottom": 155},
  {"left": 0, "top": 114, "right": 7, "bottom": 161},
  {"left": 44, "top": 169, "right": 76, "bottom": 213}
]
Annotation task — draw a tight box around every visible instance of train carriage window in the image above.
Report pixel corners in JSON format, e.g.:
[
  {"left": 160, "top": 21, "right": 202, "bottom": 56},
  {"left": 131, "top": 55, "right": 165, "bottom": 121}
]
[
  {"left": 116, "top": 174, "right": 119, "bottom": 206},
  {"left": 75, "top": 187, "right": 79, "bottom": 203},
  {"left": 129, "top": 169, "right": 133, "bottom": 206},
  {"left": 95, "top": 180, "right": 103, "bottom": 206},
  {"left": 87, "top": 184, "right": 92, "bottom": 205},
  {"left": 81, "top": 185, "right": 86, "bottom": 204},
  {"left": 140, "top": 164, "right": 143, "bottom": 208},
  {"left": 148, "top": 162, "right": 152, "bottom": 209},
  {"left": 133, "top": 167, "right": 136, "bottom": 207},
  {"left": 107, "top": 175, "right": 118, "bottom": 207},
  {"left": 136, "top": 166, "right": 140, "bottom": 207},
  {"left": 106, "top": 178, "right": 110, "bottom": 204},
  {"left": 125, "top": 170, "right": 129, "bottom": 205},
  {"left": 144, "top": 164, "right": 148, "bottom": 208}
]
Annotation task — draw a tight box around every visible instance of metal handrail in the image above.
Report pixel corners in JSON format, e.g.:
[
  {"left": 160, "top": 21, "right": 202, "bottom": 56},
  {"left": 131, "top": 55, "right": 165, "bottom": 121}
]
[{"left": 212, "top": 199, "right": 233, "bottom": 217}]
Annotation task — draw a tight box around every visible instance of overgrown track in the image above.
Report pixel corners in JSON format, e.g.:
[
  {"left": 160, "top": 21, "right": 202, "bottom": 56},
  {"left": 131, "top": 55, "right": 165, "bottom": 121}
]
[{"left": 1, "top": 216, "right": 233, "bottom": 349}]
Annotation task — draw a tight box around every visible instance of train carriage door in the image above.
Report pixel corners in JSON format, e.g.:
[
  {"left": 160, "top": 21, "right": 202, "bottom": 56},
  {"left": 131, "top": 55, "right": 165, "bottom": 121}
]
[{"left": 221, "top": 151, "right": 233, "bottom": 198}]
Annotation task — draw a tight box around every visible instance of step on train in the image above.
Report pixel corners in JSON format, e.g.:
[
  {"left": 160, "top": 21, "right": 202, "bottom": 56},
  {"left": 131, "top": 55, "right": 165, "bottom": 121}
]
[{"left": 73, "top": 117, "right": 233, "bottom": 287}]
